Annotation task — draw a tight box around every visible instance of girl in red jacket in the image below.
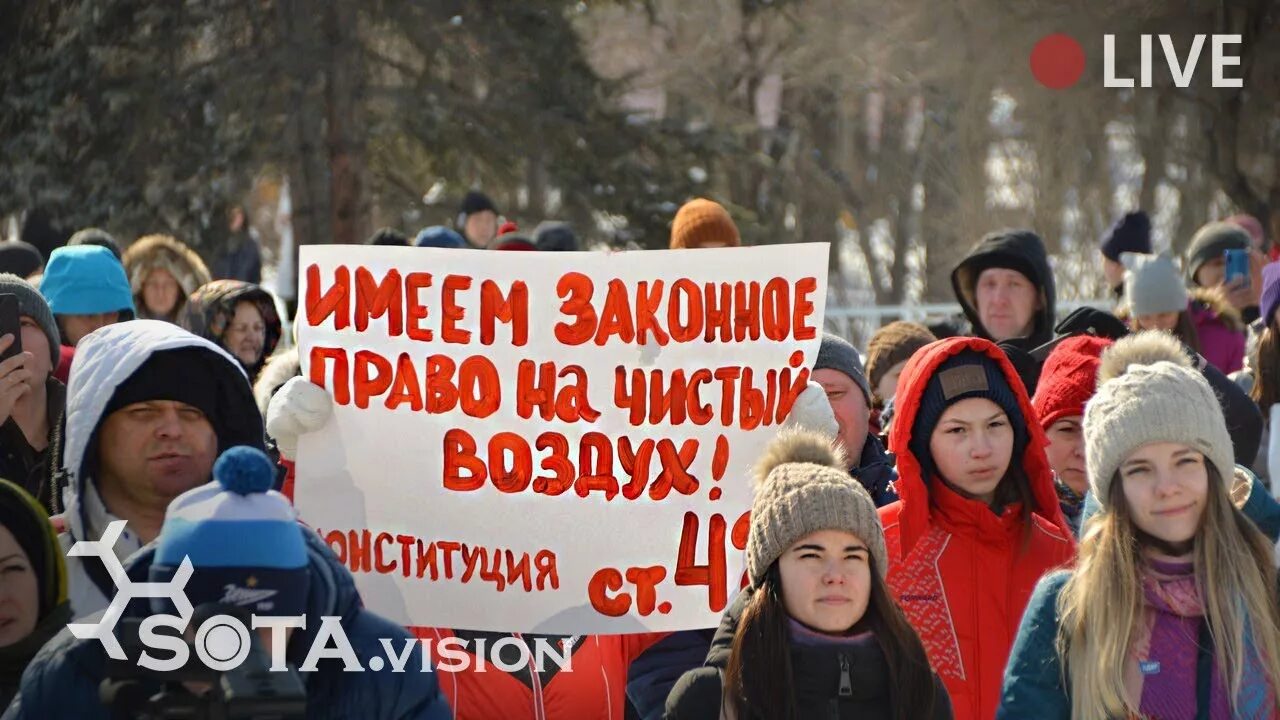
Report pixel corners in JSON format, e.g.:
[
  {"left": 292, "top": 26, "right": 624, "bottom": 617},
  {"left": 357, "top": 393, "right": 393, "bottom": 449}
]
[
  {"left": 413, "top": 626, "right": 664, "bottom": 720},
  {"left": 878, "top": 336, "right": 1075, "bottom": 720}
]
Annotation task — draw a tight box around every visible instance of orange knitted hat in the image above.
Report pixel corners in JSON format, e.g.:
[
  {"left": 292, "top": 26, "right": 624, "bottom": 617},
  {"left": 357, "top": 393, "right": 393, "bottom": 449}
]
[{"left": 670, "top": 199, "right": 741, "bottom": 249}]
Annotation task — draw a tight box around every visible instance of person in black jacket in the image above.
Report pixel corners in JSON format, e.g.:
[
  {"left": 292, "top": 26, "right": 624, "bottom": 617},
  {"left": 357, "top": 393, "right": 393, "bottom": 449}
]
[
  {"left": 210, "top": 205, "right": 262, "bottom": 284},
  {"left": 0, "top": 275, "right": 63, "bottom": 509},
  {"left": 665, "top": 428, "right": 951, "bottom": 720},
  {"left": 951, "top": 229, "right": 1056, "bottom": 347},
  {"left": 812, "top": 333, "right": 900, "bottom": 506}
]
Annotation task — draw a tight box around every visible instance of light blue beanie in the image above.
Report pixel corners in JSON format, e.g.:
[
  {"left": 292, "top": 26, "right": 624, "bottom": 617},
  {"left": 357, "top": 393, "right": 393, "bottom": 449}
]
[{"left": 40, "top": 245, "right": 136, "bottom": 316}]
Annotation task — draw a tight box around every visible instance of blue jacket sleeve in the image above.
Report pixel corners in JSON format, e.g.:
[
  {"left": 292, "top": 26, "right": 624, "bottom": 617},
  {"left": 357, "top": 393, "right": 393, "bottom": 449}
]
[
  {"left": 1238, "top": 467, "right": 1280, "bottom": 543},
  {"left": 997, "top": 571, "right": 1072, "bottom": 720},
  {"left": 627, "top": 629, "right": 713, "bottom": 720}
]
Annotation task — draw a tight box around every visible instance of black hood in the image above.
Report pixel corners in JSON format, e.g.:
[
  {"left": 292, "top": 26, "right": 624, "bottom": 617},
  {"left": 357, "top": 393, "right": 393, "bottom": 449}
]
[
  {"left": 951, "top": 229, "right": 1056, "bottom": 347},
  {"left": 180, "top": 279, "right": 282, "bottom": 378}
]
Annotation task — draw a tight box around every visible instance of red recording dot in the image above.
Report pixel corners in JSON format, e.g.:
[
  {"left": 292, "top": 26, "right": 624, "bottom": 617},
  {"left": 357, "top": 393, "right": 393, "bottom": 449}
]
[
  {"left": 709, "top": 487, "right": 722, "bottom": 501},
  {"left": 658, "top": 602, "right": 672, "bottom": 615},
  {"left": 1029, "top": 34, "right": 1085, "bottom": 89}
]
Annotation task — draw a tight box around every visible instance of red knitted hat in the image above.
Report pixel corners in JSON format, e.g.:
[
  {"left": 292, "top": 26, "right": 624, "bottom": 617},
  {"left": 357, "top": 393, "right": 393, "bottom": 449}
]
[
  {"left": 1031, "top": 335, "right": 1113, "bottom": 429},
  {"left": 491, "top": 233, "right": 536, "bottom": 251}
]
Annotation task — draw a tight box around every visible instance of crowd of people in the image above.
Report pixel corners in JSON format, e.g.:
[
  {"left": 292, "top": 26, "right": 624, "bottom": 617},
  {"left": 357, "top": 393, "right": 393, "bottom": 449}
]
[{"left": 0, "top": 192, "right": 1275, "bottom": 719}]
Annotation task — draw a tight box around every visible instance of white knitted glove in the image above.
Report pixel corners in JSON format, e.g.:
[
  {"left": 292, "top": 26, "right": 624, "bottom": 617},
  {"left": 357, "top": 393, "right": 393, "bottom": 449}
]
[
  {"left": 266, "top": 376, "right": 334, "bottom": 460},
  {"left": 783, "top": 381, "right": 838, "bottom": 439}
]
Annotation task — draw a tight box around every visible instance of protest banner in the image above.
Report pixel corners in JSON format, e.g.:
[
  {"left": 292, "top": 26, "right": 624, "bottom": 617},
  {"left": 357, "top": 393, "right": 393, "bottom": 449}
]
[{"left": 295, "top": 244, "right": 828, "bottom": 633}]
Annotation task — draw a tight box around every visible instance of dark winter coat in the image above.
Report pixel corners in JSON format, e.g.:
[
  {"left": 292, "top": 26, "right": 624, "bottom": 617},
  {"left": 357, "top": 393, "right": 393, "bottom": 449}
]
[
  {"left": 853, "top": 433, "right": 899, "bottom": 508},
  {"left": 664, "top": 590, "right": 952, "bottom": 720},
  {"left": 0, "top": 378, "right": 63, "bottom": 511},
  {"left": 210, "top": 228, "right": 262, "bottom": 285},
  {"left": 1197, "top": 351, "right": 1264, "bottom": 469},
  {"left": 2, "top": 527, "right": 451, "bottom": 720}
]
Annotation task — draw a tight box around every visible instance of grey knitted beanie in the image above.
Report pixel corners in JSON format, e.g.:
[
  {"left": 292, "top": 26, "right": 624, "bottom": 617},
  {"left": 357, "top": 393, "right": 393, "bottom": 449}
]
[
  {"left": 745, "top": 428, "right": 887, "bottom": 586},
  {"left": 1184, "top": 221, "right": 1251, "bottom": 285},
  {"left": 815, "top": 332, "right": 871, "bottom": 404},
  {"left": 1083, "top": 331, "right": 1234, "bottom": 507},
  {"left": 1122, "top": 251, "right": 1189, "bottom": 317},
  {"left": 0, "top": 273, "right": 60, "bottom": 365}
]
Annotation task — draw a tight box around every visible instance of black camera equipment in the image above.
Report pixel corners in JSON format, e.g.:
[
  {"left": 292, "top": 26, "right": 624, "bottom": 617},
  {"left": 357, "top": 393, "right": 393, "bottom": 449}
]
[{"left": 99, "top": 603, "right": 306, "bottom": 720}]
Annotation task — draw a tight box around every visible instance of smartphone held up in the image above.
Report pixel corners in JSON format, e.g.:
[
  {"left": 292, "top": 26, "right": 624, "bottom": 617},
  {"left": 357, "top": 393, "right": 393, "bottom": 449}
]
[
  {"left": 0, "top": 295, "right": 23, "bottom": 363},
  {"left": 1225, "top": 248, "right": 1251, "bottom": 289}
]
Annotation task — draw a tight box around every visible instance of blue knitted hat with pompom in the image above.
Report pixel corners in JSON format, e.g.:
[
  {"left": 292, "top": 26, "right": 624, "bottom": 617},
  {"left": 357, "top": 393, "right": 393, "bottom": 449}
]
[{"left": 150, "top": 446, "right": 310, "bottom": 617}]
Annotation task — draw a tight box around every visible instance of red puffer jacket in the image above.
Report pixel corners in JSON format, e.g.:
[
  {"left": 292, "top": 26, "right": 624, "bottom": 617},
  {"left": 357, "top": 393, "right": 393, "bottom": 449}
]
[
  {"left": 413, "top": 627, "right": 665, "bottom": 720},
  {"left": 879, "top": 336, "right": 1076, "bottom": 720}
]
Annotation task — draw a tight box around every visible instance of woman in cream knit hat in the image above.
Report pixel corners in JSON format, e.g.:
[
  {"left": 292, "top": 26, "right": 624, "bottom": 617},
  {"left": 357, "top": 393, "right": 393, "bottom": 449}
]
[
  {"left": 1000, "top": 331, "right": 1280, "bottom": 719},
  {"left": 665, "top": 428, "right": 951, "bottom": 720}
]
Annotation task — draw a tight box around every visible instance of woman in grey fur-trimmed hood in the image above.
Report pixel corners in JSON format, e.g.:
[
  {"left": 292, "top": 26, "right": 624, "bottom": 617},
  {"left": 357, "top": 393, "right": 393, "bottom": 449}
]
[{"left": 122, "top": 234, "right": 212, "bottom": 324}]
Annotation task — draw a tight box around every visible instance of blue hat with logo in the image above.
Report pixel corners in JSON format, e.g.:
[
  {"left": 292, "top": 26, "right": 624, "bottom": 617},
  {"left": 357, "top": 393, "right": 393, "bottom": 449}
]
[
  {"left": 150, "top": 446, "right": 309, "bottom": 617},
  {"left": 40, "top": 245, "right": 136, "bottom": 316}
]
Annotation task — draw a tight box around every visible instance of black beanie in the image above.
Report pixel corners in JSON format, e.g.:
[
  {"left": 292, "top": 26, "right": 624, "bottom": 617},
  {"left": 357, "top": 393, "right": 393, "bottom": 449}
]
[
  {"left": 908, "top": 351, "right": 1027, "bottom": 481},
  {"left": 0, "top": 242, "right": 44, "bottom": 278},
  {"left": 105, "top": 348, "right": 221, "bottom": 427},
  {"left": 365, "top": 228, "right": 408, "bottom": 247},
  {"left": 459, "top": 191, "right": 498, "bottom": 218},
  {"left": 534, "top": 222, "right": 580, "bottom": 252},
  {"left": 1100, "top": 211, "right": 1152, "bottom": 262},
  {"left": 67, "top": 227, "right": 123, "bottom": 261},
  {"left": 97, "top": 347, "right": 265, "bottom": 462}
]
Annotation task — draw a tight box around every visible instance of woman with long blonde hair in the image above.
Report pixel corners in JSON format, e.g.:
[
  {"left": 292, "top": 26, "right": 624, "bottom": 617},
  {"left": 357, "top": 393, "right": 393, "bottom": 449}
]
[{"left": 998, "top": 331, "right": 1280, "bottom": 719}]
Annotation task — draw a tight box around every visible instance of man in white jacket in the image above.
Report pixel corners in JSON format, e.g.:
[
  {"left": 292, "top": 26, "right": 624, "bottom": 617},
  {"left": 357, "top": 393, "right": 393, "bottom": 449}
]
[{"left": 56, "top": 320, "right": 264, "bottom": 618}]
